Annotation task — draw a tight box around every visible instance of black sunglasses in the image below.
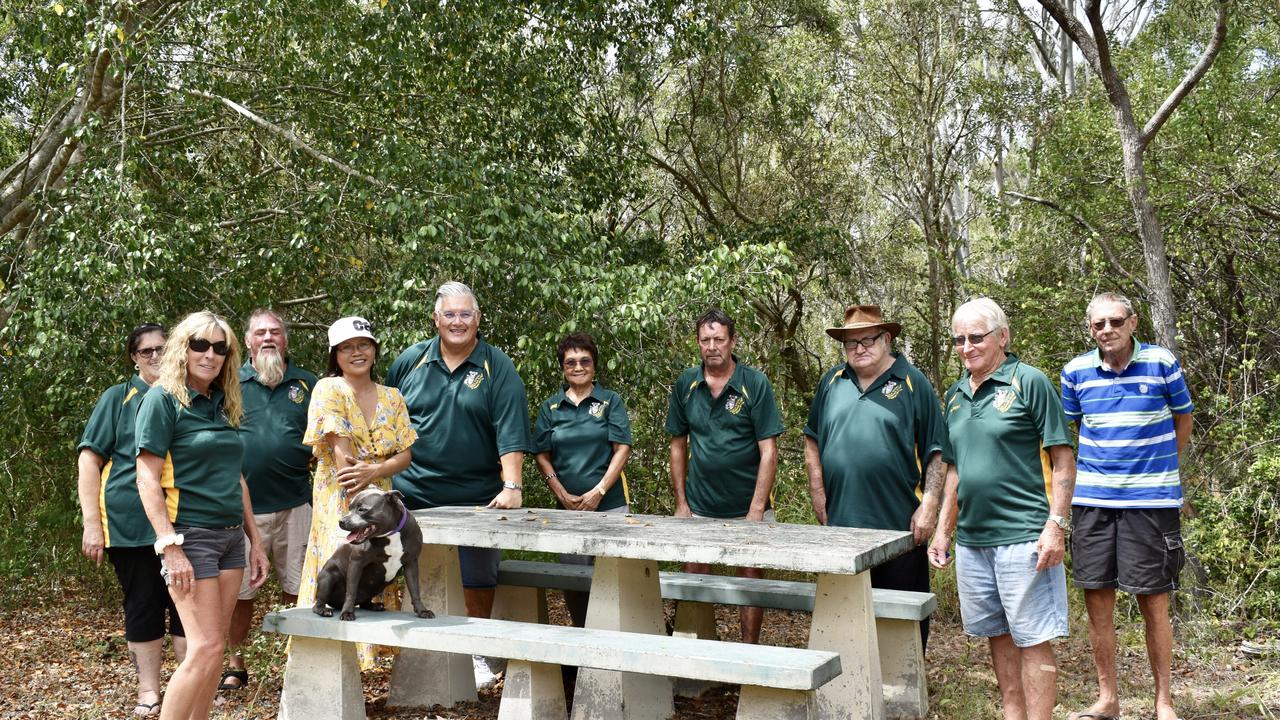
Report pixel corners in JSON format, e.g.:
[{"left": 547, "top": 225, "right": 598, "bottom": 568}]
[{"left": 188, "top": 337, "right": 231, "bottom": 356}]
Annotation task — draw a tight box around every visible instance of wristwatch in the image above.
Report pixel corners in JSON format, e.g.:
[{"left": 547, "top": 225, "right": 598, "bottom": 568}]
[
  {"left": 1047, "top": 514, "right": 1070, "bottom": 531},
  {"left": 503, "top": 481, "right": 523, "bottom": 491},
  {"left": 153, "top": 533, "right": 184, "bottom": 554}
]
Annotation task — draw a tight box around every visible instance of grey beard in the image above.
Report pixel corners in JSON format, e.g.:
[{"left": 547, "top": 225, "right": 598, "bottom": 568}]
[{"left": 255, "top": 348, "right": 285, "bottom": 388}]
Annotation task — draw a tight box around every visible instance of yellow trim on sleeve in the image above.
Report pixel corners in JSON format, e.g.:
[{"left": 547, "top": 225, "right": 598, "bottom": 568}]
[
  {"left": 162, "top": 453, "right": 179, "bottom": 522},
  {"left": 1040, "top": 447, "right": 1053, "bottom": 503},
  {"left": 619, "top": 470, "right": 631, "bottom": 506},
  {"left": 98, "top": 460, "right": 112, "bottom": 546}
]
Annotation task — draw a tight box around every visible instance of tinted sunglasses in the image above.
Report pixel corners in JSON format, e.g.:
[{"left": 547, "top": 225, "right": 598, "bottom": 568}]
[{"left": 188, "top": 337, "right": 231, "bottom": 356}]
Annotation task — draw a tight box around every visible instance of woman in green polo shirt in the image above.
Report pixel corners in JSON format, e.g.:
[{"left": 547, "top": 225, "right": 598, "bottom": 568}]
[
  {"left": 77, "top": 322, "right": 184, "bottom": 717},
  {"left": 135, "top": 311, "right": 268, "bottom": 719},
  {"left": 533, "top": 332, "right": 632, "bottom": 626}
]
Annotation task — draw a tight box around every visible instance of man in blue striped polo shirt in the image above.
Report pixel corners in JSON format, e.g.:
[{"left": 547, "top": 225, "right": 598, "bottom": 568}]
[{"left": 1060, "top": 292, "right": 1194, "bottom": 720}]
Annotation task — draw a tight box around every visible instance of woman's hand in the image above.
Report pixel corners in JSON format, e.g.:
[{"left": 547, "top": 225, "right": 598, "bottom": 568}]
[
  {"left": 162, "top": 546, "right": 195, "bottom": 595},
  {"left": 336, "top": 460, "right": 382, "bottom": 493},
  {"left": 81, "top": 525, "right": 105, "bottom": 565}
]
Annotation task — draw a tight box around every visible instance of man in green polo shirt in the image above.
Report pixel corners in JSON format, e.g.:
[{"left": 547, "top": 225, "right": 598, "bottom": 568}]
[
  {"left": 928, "top": 297, "right": 1076, "bottom": 720},
  {"left": 386, "top": 281, "right": 531, "bottom": 685},
  {"left": 667, "top": 308, "right": 783, "bottom": 644},
  {"left": 804, "top": 304, "right": 945, "bottom": 650},
  {"left": 222, "top": 309, "right": 317, "bottom": 692}
]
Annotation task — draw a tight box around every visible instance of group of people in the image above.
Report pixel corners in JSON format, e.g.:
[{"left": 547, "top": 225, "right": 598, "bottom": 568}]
[{"left": 78, "top": 282, "right": 1192, "bottom": 720}]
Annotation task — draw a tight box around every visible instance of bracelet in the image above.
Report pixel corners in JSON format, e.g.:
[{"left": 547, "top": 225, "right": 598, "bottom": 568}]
[
  {"left": 503, "top": 481, "right": 523, "bottom": 491},
  {"left": 544, "top": 472, "right": 558, "bottom": 480},
  {"left": 594, "top": 484, "right": 608, "bottom": 497},
  {"left": 153, "top": 533, "right": 184, "bottom": 555}
]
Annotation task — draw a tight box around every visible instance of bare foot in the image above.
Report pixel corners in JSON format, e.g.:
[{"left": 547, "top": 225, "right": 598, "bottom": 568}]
[
  {"left": 1069, "top": 702, "right": 1121, "bottom": 720},
  {"left": 1155, "top": 701, "right": 1179, "bottom": 720}
]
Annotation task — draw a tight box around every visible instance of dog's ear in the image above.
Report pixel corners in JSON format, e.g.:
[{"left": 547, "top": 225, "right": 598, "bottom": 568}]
[{"left": 388, "top": 490, "right": 404, "bottom": 501}]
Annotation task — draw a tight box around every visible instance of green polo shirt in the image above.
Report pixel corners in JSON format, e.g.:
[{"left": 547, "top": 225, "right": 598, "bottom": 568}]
[
  {"left": 666, "top": 358, "right": 784, "bottom": 518},
  {"left": 135, "top": 384, "right": 245, "bottom": 528},
  {"left": 533, "top": 383, "right": 632, "bottom": 511},
  {"left": 941, "top": 354, "right": 1071, "bottom": 548},
  {"left": 803, "top": 354, "right": 946, "bottom": 531},
  {"left": 78, "top": 375, "right": 156, "bottom": 548},
  {"left": 239, "top": 360, "right": 317, "bottom": 513},
  {"left": 386, "top": 336, "right": 532, "bottom": 509}
]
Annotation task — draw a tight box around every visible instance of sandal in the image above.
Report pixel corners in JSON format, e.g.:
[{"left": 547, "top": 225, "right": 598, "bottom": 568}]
[
  {"left": 217, "top": 668, "right": 249, "bottom": 691},
  {"left": 132, "top": 702, "right": 160, "bottom": 717}
]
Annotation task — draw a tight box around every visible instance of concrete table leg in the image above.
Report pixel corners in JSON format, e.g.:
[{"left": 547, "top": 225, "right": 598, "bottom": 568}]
[
  {"left": 571, "top": 556, "right": 673, "bottom": 720},
  {"left": 498, "top": 659, "right": 568, "bottom": 720},
  {"left": 877, "top": 618, "right": 927, "bottom": 719},
  {"left": 736, "top": 685, "right": 817, "bottom": 720},
  {"left": 493, "top": 585, "right": 548, "bottom": 624},
  {"left": 671, "top": 600, "right": 721, "bottom": 698},
  {"left": 388, "top": 543, "right": 477, "bottom": 708},
  {"left": 808, "top": 571, "right": 883, "bottom": 720},
  {"left": 279, "top": 636, "right": 365, "bottom": 720}
]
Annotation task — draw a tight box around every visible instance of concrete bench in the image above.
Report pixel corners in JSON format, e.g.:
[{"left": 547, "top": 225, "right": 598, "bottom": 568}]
[
  {"left": 264, "top": 606, "right": 841, "bottom": 720},
  {"left": 493, "top": 559, "right": 935, "bottom": 719}
]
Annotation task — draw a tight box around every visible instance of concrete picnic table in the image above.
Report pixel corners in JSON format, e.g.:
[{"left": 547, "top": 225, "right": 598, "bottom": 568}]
[{"left": 388, "top": 506, "right": 913, "bottom": 720}]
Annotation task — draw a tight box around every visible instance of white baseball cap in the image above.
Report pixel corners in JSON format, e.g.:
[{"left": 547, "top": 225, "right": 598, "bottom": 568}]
[{"left": 327, "top": 316, "right": 376, "bottom": 349}]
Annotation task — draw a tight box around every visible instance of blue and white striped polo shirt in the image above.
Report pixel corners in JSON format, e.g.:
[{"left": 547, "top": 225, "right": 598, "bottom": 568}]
[{"left": 1060, "top": 341, "right": 1194, "bottom": 509}]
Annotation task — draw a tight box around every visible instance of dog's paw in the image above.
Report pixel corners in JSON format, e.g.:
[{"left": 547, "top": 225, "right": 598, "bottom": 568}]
[
  {"left": 313, "top": 605, "right": 333, "bottom": 617},
  {"left": 339, "top": 610, "right": 357, "bottom": 621},
  {"left": 415, "top": 609, "right": 436, "bottom": 619}
]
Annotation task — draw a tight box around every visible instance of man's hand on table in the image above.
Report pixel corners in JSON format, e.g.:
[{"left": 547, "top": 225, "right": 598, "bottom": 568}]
[{"left": 487, "top": 487, "right": 523, "bottom": 509}]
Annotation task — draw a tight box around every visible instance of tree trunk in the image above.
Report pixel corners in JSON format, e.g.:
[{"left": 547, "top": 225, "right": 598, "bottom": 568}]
[{"left": 1118, "top": 130, "right": 1179, "bottom": 353}]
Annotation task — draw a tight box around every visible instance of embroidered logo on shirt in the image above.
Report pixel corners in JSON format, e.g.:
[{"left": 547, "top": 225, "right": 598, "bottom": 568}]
[
  {"left": 1139, "top": 383, "right": 1149, "bottom": 393},
  {"left": 464, "top": 370, "right": 484, "bottom": 389},
  {"left": 288, "top": 385, "right": 305, "bottom": 404},
  {"left": 993, "top": 388, "right": 1016, "bottom": 412},
  {"left": 589, "top": 401, "right": 605, "bottom": 418},
  {"left": 882, "top": 380, "right": 902, "bottom": 400},
  {"left": 724, "top": 394, "right": 744, "bottom": 415}
]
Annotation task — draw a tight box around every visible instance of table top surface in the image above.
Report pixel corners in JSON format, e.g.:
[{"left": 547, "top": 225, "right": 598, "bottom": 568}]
[{"left": 412, "top": 506, "right": 912, "bottom": 575}]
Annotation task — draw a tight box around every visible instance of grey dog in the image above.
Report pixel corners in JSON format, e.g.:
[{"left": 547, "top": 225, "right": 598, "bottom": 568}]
[{"left": 313, "top": 488, "right": 435, "bottom": 621}]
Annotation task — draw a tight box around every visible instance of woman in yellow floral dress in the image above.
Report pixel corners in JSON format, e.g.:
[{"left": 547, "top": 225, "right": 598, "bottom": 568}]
[{"left": 296, "top": 316, "right": 417, "bottom": 668}]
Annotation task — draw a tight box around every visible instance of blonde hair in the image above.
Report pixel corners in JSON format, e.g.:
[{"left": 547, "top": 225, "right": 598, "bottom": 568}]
[{"left": 157, "top": 311, "right": 244, "bottom": 426}]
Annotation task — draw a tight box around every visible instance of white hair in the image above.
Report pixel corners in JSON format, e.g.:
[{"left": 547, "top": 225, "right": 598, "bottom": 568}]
[
  {"left": 1085, "top": 292, "right": 1134, "bottom": 324},
  {"left": 434, "top": 281, "right": 479, "bottom": 314},
  {"left": 952, "top": 297, "right": 1010, "bottom": 339}
]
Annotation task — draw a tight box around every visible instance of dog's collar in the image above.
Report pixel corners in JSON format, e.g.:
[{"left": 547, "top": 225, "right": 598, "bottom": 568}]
[{"left": 377, "top": 507, "right": 410, "bottom": 538}]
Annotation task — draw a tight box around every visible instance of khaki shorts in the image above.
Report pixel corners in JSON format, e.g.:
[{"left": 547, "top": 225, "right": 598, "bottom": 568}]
[{"left": 239, "top": 504, "right": 312, "bottom": 600}]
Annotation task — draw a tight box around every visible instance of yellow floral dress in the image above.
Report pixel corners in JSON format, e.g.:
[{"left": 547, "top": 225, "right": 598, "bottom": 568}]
[{"left": 295, "top": 376, "right": 418, "bottom": 668}]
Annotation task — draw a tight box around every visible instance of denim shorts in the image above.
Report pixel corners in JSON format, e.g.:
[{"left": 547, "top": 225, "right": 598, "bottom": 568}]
[
  {"left": 167, "top": 526, "right": 246, "bottom": 581},
  {"left": 956, "top": 541, "right": 1068, "bottom": 647}
]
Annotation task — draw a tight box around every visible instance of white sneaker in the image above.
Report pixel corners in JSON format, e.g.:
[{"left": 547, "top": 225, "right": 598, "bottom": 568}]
[{"left": 473, "top": 655, "right": 498, "bottom": 689}]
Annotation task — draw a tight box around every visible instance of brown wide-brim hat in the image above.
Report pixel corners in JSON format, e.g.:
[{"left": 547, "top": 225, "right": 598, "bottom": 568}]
[{"left": 825, "top": 304, "right": 902, "bottom": 341}]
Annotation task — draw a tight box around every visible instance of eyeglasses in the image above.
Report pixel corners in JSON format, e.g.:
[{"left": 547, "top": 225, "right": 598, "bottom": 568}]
[
  {"left": 563, "top": 358, "right": 594, "bottom": 368},
  {"left": 439, "top": 310, "right": 475, "bottom": 322},
  {"left": 134, "top": 346, "right": 165, "bottom": 359},
  {"left": 1090, "top": 315, "right": 1131, "bottom": 331},
  {"left": 952, "top": 329, "right": 996, "bottom": 347},
  {"left": 188, "top": 337, "right": 230, "bottom": 356},
  {"left": 338, "top": 340, "right": 375, "bottom": 354},
  {"left": 842, "top": 332, "right": 886, "bottom": 350}
]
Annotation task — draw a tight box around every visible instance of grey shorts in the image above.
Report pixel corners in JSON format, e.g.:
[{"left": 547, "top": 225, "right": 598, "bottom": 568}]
[
  {"left": 168, "top": 526, "right": 246, "bottom": 581},
  {"left": 1071, "top": 506, "right": 1185, "bottom": 595}
]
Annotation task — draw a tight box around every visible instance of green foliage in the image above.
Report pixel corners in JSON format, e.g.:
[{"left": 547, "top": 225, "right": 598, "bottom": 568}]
[{"left": 1, "top": 0, "right": 1278, "bottom": 630}]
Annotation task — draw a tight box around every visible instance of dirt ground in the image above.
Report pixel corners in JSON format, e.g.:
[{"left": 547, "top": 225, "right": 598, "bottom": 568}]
[{"left": 2, "top": 581, "right": 1276, "bottom": 719}]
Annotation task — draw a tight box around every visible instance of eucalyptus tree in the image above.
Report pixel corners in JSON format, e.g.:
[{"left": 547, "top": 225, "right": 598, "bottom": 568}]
[{"left": 1031, "top": 0, "right": 1230, "bottom": 355}]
